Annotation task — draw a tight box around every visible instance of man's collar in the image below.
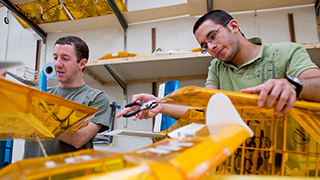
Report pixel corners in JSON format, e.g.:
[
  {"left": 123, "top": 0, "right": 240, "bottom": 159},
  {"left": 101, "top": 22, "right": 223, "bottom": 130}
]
[{"left": 247, "top": 37, "right": 264, "bottom": 62}]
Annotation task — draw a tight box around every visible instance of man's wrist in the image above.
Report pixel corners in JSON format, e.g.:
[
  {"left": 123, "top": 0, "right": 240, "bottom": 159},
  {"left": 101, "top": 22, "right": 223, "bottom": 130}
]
[{"left": 285, "top": 75, "right": 303, "bottom": 97}]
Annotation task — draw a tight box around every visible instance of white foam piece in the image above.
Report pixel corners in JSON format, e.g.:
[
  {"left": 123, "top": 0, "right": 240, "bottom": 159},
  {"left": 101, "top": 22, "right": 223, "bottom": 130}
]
[{"left": 206, "top": 93, "right": 254, "bottom": 137}]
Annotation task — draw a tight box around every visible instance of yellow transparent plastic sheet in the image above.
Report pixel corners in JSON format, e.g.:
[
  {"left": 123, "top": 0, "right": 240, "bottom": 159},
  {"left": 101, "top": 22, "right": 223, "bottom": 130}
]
[
  {"left": 12, "top": 0, "right": 127, "bottom": 28},
  {"left": 158, "top": 107, "right": 206, "bottom": 135},
  {"left": 0, "top": 78, "right": 98, "bottom": 140},
  {"left": 0, "top": 149, "right": 131, "bottom": 180},
  {"left": 200, "top": 174, "right": 320, "bottom": 180},
  {"left": 0, "top": 123, "right": 251, "bottom": 180},
  {"left": 161, "top": 86, "right": 320, "bottom": 177}
]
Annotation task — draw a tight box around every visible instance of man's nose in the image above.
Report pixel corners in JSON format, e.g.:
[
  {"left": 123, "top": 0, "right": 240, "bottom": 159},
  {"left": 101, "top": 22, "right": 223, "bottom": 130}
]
[
  {"left": 207, "top": 41, "right": 217, "bottom": 51},
  {"left": 54, "top": 58, "right": 63, "bottom": 67}
]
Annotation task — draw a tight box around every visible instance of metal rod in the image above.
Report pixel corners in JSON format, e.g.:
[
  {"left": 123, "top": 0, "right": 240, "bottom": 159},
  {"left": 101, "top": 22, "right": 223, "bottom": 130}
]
[
  {"left": 124, "top": 28, "right": 127, "bottom": 52},
  {"left": 6, "top": 71, "right": 36, "bottom": 86},
  {"left": 288, "top": 13, "right": 296, "bottom": 43},
  {"left": 35, "top": 40, "right": 41, "bottom": 80},
  {"left": 35, "top": 134, "right": 48, "bottom": 157},
  {"left": 152, "top": 27, "right": 156, "bottom": 53},
  {"left": 207, "top": 0, "right": 213, "bottom": 13},
  {"left": 4, "top": 10, "right": 10, "bottom": 62}
]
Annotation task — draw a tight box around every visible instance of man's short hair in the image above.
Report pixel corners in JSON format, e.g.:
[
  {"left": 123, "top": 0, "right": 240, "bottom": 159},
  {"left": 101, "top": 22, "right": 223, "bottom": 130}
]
[
  {"left": 193, "top": 10, "right": 234, "bottom": 34},
  {"left": 54, "top": 36, "right": 89, "bottom": 63}
]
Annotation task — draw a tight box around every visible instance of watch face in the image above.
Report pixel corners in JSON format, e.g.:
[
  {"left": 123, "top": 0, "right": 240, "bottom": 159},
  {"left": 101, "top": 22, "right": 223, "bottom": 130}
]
[{"left": 288, "top": 75, "right": 302, "bottom": 84}]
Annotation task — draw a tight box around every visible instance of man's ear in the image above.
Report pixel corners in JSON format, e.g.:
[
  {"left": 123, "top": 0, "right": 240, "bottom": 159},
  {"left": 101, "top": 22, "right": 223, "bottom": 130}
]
[
  {"left": 229, "top": 19, "right": 240, "bottom": 33},
  {"left": 79, "top": 59, "right": 87, "bottom": 70}
]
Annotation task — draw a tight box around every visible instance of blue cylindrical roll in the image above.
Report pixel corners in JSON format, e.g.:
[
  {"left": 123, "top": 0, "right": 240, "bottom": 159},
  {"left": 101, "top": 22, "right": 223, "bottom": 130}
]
[{"left": 42, "top": 62, "right": 56, "bottom": 79}]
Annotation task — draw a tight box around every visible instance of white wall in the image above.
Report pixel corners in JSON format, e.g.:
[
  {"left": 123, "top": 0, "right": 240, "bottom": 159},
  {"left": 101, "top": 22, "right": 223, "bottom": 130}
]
[
  {"left": 0, "top": 2, "right": 319, "bottom": 162},
  {"left": 230, "top": 5, "right": 319, "bottom": 44},
  {"left": 0, "top": 9, "right": 42, "bottom": 84},
  {"left": 45, "top": 16, "right": 199, "bottom": 61}
]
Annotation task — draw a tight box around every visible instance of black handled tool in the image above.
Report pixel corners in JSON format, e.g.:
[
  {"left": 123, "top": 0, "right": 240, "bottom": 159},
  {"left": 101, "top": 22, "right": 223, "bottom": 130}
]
[{"left": 122, "top": 100, "right": 158, "bottom": 117}]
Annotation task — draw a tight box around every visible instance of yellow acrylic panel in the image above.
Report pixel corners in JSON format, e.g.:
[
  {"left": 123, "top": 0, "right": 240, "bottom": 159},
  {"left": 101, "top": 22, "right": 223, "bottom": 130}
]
[
  {"left": 160, "top": 86, "right": 320, "bottom": 177},
  {"left": 158, "top": 107, "right": 206, "bottom": 135},
  {"left": 13, "top": 0, "right": 127, "bottom": 28},
  {"left": 0, "top": 113, "right": 54, "bottom": 140},
  {"left": 0, "top": 149, "right": 130, "bottom": 180},
  {"left": 0, "top": 78, "right": 98, "bottom": 140},
  {"left": 201, "top": 174, "right": 320, "bottom": 180}
]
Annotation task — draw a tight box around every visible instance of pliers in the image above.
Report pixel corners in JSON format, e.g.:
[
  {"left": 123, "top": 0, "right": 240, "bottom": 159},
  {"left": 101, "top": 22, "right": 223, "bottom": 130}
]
[{"left": 122, "top": 100, "right": 158, "bottom": 117}]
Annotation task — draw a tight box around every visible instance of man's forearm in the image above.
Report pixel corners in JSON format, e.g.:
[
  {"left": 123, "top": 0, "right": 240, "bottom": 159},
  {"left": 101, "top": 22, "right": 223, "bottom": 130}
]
[
  {"left": 57, "top": 122, "right": 102, "bottom": 148},
  {"left": 300, "top": 76, "right": 320, "bottom": 102},
  {"left": 160, "top": 104, "right": 190, "bottom": 120}
]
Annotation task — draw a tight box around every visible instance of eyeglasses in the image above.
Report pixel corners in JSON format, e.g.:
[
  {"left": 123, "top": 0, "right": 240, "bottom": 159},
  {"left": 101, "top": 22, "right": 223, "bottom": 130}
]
[{"left": 200, "top": 20, "right": 231, "bottom": 54}]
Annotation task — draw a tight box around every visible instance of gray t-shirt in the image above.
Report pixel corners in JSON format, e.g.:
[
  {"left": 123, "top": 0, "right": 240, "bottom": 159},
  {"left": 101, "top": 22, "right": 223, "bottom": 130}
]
[{"left": 24, "top": 84, "right": 110, "bottom": 158}]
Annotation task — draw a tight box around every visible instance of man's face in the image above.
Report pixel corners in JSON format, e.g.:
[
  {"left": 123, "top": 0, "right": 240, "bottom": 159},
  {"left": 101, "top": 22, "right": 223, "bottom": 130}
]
[
  {"left": 53, "top": 44, "right": 82, "bottom": 86},
  {"left": 195, "top": 20, "right": 240, "bottom": 63}
]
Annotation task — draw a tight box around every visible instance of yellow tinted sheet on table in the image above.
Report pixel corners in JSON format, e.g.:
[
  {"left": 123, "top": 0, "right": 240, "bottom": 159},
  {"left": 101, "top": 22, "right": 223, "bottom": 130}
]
[
  {"left": 0, "top": 78, "right": 98, "bottom": 140},
  {"left": 200, "top": 174, "right": 320, "bottom": 180},
  {"left": 0, "top": 122, "right": 251, "bottom": 180}
]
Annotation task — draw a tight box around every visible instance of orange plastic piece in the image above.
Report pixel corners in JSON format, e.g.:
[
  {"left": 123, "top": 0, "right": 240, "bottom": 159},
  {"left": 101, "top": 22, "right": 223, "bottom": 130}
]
[
  {"left": 98, "top": 51, "right": 137, "bottom": 60},
  {"left": 189, "top": 47, "right": 202, "bottom": 52}
]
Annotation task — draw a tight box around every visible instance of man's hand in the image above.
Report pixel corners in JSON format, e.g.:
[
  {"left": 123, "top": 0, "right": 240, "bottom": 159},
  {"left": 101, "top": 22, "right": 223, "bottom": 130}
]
[
  {"left": 0, "top": 70, "right": 7, "bottom": 78},
  {"left": 240, "top": 78, "right": 297, "bottom": 114},
  {"left": 116, "top": 93, "right": 162, "bottom": 121}
]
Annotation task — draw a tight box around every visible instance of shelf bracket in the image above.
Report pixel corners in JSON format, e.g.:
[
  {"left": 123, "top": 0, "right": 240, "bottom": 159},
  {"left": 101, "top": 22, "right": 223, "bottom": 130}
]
[
  {"left": 107, "top": 0, "right": 128, "bottom": 30},
  {"left": 103, "top": 64, "right": 126, "bottom": 92},
  {"left": 103, "top": 64, "right": 128, "bottom": 128}
]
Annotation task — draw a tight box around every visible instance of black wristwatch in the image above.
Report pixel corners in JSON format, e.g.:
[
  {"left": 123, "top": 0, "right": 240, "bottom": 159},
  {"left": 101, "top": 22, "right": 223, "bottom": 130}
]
[{"left": 285, "top": 75, "right": 303, "bottom": 97}]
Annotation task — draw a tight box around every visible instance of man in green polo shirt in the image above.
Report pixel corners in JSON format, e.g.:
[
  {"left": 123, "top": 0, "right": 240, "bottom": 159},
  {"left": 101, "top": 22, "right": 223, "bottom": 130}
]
[{"left": 117, "top": 9, "right": 320, "bottom": 175}]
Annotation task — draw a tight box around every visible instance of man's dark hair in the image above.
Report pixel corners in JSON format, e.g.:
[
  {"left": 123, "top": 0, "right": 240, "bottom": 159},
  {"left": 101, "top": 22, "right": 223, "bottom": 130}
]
[
  {"left": 193, "top": 10, "right": 234, "bottom": 34},
  {"left": 55, "top": 36, "right": 89, "bottom": 63},
  {"left": 193, "top": 10, "right": 246, "bottom": 37}
]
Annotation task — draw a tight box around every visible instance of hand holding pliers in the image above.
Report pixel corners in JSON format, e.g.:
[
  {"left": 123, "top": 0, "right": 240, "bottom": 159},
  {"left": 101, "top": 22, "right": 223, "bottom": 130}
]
[{"left": 122, "top": 100, "right": 158, "bottom": 118}]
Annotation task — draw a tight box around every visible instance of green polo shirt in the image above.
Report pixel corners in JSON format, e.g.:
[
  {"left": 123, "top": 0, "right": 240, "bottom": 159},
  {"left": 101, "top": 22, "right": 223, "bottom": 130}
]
[
  {"left": 205, "top": 37, "right": 318, "bottom": 91},
  {"left": 206, "top": 37, "right": 319, "bottom": 172}
]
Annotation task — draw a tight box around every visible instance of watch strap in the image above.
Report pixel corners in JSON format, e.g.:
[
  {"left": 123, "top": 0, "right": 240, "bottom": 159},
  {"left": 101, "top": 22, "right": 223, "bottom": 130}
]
[{"left": 285, "top": 76, "right": 302, "bottom": 97}]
